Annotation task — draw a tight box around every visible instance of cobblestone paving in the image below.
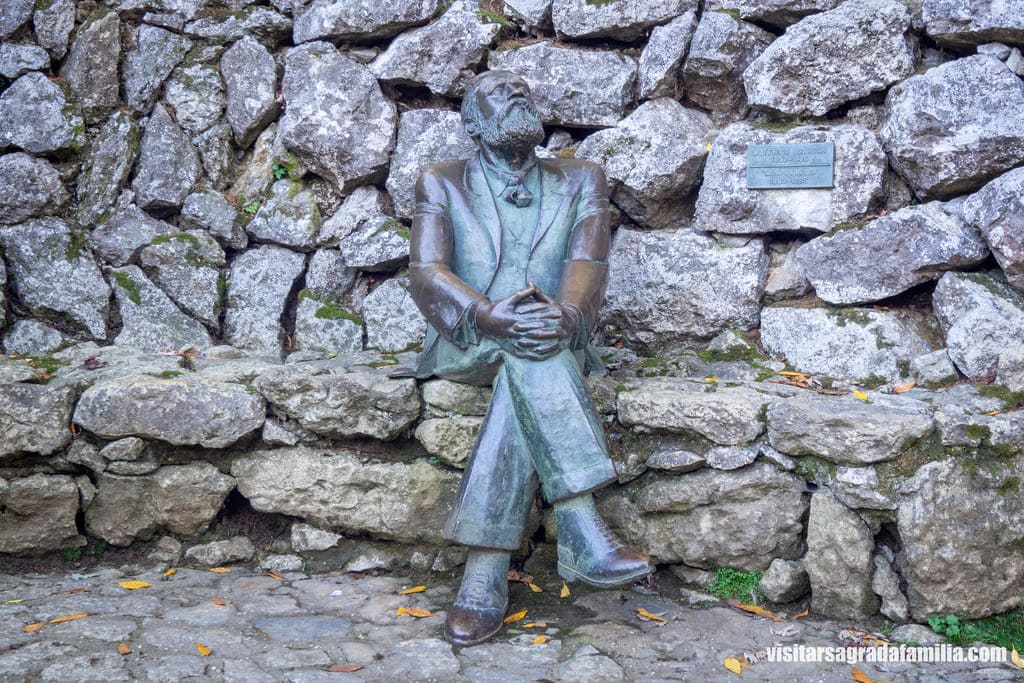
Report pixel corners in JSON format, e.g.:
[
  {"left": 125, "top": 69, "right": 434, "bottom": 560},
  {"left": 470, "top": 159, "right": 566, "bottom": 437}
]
[{"left": 0, "top": 565, "right": 1018, "bottom": 682}]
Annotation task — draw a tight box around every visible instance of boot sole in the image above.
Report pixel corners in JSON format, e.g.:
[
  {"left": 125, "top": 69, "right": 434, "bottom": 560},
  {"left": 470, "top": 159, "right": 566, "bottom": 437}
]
[{"left": 558, "top": 561, "right": 652, "bottom": 588}]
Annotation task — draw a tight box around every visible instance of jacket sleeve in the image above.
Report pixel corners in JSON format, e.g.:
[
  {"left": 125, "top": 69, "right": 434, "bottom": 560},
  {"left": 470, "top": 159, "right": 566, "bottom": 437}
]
[
  {"left": 556, "top": 163, "right": 611, "bottom": 348},
  {"left": 408, "top": 167, "right": 488, "bottom": 349}
]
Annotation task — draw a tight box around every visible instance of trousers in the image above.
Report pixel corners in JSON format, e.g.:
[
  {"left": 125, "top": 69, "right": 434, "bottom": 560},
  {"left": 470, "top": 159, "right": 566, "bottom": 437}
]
[{"left": 441, "top": 348, "right": 617, "bottom": 551}]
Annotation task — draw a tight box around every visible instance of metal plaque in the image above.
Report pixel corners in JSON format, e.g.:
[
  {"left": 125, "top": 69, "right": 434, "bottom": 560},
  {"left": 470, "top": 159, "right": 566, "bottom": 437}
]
[{"left": 746, "top": 141, "right": 835, "bottom": 189}]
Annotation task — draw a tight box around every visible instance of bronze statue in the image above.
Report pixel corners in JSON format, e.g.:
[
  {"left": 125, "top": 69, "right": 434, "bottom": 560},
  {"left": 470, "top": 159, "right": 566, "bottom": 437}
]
[{"left": 408, "top": 69, "right": 652, "bottom": 647}]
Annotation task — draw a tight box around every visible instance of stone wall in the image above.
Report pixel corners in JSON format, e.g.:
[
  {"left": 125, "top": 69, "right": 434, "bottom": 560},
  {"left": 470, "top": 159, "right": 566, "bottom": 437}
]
[{"left": 1, "top": 0, "right": 1023, "bottom": 626}]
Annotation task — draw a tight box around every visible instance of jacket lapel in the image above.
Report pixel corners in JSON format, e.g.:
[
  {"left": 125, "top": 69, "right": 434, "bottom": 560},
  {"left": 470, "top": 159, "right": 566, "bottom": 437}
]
[
  {"left": 531, "top": 160, "right": 569, "bottom": 253},
  {"left": 462, "top": 156, "right": 502, "bottom": 268}
]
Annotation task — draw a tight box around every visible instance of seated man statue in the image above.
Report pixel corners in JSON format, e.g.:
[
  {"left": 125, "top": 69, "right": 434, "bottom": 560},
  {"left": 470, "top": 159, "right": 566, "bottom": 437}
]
[{"left": 408, "top": 69, "right": 652, "bottom": 647}]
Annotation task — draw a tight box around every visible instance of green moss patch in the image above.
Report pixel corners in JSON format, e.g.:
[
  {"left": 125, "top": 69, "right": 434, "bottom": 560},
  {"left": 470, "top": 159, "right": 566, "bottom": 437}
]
[
  {"left": 110, "top": 271, "right": 142, "bottom": 305},
  {"left": 707, "top": 568, "right": 764, "bottom": 604}
]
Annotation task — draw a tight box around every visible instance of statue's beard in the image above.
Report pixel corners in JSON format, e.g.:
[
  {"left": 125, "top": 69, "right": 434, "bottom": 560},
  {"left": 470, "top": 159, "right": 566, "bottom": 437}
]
[{"left": 477, "top": 99, "right": 545, "bottom": 150}]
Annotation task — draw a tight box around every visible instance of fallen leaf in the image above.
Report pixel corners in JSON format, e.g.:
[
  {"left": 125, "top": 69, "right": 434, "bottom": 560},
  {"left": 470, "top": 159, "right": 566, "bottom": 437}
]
[
  {"left": 724, "top": 656, "right": 743, "bottom": 675},
  {"left": 532, "top": 635, "right": 548, "bottom": 645},
  {"left": 1011, "top": 648, "right": 1024, "bottom": 670},
  {"left": 325, "top": 664, "right": 364, "bottom": 673},
  {"left": 560, "top": 583, "right": 570, "bottom": 599},
  {"left": 266, "top": 572, "right": 285, "bottom": 581},
  {"left": 23, "top": 622, "right": 45, "bottom": 633},
  {"left": 734, "top": 603, "right": 775, "bottom": 618},
  {"left": 398, "top": 586, "right": 427, "bottom": 595},
  {"left": 211, "top": 597, "right": 227, "bottom": 606},
  {"left": 892, "top": 381, "right": 916, "bottom": 394},
  {"left": 162, "top": 568, "right": 176, "bottom": 578},
  {"left": 506, "top": 570, "right": 534, "bottom": 585},
  {"left": 636, "top": 607, "right": 667, "bottom": 622},
  {"left": 851, "top": 667, "right": 874, "bottom": 683},
  {"left": 705, "top": 376, "right": 718, "bottom": 383},
  {"left": 395, "top": 607, "right": 432, "bottom": 618},
  {"left": 983, "top": 410, "right": 1001, "bottom": 416},
  {"left": 792, "top": 608, "right": 809, "bottom": 619},
  {"left": 208, "top": 567, "right": 231, "bottom": 574},
  {"left": 779, "top": 371, "right": 809, "bottom": 380},
  {"left": 117, "top": 642, "right": 132, "bottom": 655},
  {"left": 118, "top": 580, "right": 151, "bottom": 590},
  {"left": 504, "top": 609, "right": 528, "bottom": 624},
  {"left": 528, "top": 583, "right": 543, "bottom": 593},
  {"left": 83, "top": 356, "right": 106, "bottom": 370},
  {"left": 4, "top": 599, "right": 24, "bottom": 604},
  {"left": 48, "top": 613, "right": 89, "bottom": 624},
  {"left": 523, "top": 622, "right": 547, "bottom": 628},
  {"left": 58, "top": 588, "right": 90, "bottom": 595},
  {"left": 853, "top": 390, "right": 870, "bottom": 402},
  {"left": 196, "top": 643, "right": 211, "bottom": 656}
]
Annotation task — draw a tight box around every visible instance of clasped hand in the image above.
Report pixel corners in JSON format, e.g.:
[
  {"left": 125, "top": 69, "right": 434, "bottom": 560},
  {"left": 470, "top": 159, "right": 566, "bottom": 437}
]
[{"left": 474, "top": 283, "right": 574, "bottom": 360}]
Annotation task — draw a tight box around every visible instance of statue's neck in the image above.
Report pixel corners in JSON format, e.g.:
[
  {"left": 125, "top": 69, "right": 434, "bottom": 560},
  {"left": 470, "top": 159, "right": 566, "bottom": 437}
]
[{"left": 479, "top": 143, "right": 536, "bottom": 175}]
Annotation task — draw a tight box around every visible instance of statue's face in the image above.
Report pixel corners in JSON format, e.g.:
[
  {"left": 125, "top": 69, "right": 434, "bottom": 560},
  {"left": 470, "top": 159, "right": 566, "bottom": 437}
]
[{"left": 469, "top": 72, "right": 544, "bottom": 150}]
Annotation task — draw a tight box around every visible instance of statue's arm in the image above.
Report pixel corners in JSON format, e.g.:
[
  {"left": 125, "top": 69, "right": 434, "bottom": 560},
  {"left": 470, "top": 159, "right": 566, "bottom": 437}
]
[
  {"left": 409, "top": 168, "right": 488, "bottom": 349},
  {"left": 556, "top": 163, "right": 612, "bottom": 347}
]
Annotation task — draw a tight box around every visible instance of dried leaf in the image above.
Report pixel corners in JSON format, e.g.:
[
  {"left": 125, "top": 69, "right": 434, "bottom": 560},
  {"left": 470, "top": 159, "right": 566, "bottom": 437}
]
[
  {"left": 59, "top": 588, "right": 90, "bottom": 595},
  {"left": 117, "top": 642, "right": 132, "bottom": 655},
  {"left": 560, "top": 583, "right": 570, "bottom": 599},
  {"left": 4, "top": 599, "right": 24, "bottom": 604},
  {"left": 196, "top": 643, "right": 212, "bottom": 656},
  {"left": 852, "top": 390, "right": 870, "bottom": 402},
  {"left": 398, "top": 586, "right": 427, "bottom": 595},
  {"left": 523, "top": 622, "right": 547, "bottom": 628},
  {"left": 892, "top": 381, "right": 916, "bottom": 394},
  {"left": 503, "top": 609, "right": 528, "bottom": 624},
  {"left": 983, "top": 410, "right": 1001, "bottom": 416},
  {"left": 506, "top": 570, "right": 534, "bottom": 585},
  {"left": 792, "top": 608, "right": 809, "bottom": 619},
  {"left": 704, "top": 376, "right": 718, "bottom": 383},
  {"left": 208, "top": 567, "right": 231, "bottom": 574},
  {"left": 211, "top": 597, "right": 227, "bottom": 606},
  {"left": 83, "top": 356, "right": 106, "bottom": 370},
  {"left": 779, "top": 371, "right": 809, "bottom": 380},
  {"left": 162, "top": 568, "right": 176, "bottom": 578},
  {"left": 532, "top": 635, "right": 548, "bottom": 645},
  {"left": 325, "top": 664, "right": 364, "bottom": 673},
  {"left": 528, "top": 583, "right": 543, "bottom": 593},
  {"left": 395, "top": 607, "right": 432, "bottom": 618},
  {"left": 851, "top": 667, "right": 874, "bottom": 683},
  {"left": 735, "top": 603, "right": 775, "bottom": 618},
  {"left": 266, "top": 572, "right": 285, "bottom": 581},
  {"left": 724, "top": 656, "right": 743, "bottom": 675},
  {"left": 23, "top": 622, "right": 45, "bottom": 633},
  {"left": 48, "top": 613, "right": 89, "bottom": 624},
  {"left": 1011, "top": 648, "right": 1024, "bottom": 670},
  {"left": 636, "top": 607, "right": 667, "bottom": 622},
  {"left": 118, "top": 580, "right": 151, "bottom": 590}
]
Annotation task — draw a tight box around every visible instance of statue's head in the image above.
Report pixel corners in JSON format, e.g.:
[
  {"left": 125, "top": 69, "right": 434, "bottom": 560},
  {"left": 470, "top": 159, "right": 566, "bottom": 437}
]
[{"left": 461, "top": 70, "right": 545, "bottom": 150}]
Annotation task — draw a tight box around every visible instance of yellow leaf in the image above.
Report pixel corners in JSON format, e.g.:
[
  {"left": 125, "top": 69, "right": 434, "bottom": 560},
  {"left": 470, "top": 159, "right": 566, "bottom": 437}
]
[
  {"left": 4, "top": 599, "right": 24, "bottom": 604},
  {"left": 48, "top": 612, "right": 89, "bottom": 624},
  {"left": 793, "top": 608, "right": 809, "bottom": 619},
  {"left": 503, "top": 608, "right": 528, "bottom": 624},
  {"left": 23, "top": 622, "right": 46, "bottom": 633},
  {"left": 779, "top": 371, "right": 809, "bottom": 380},
  {"left": 395, "top": 607, "right": 432, "bottom": 618},
  {"left": 705, "top": 376, "right": 718, "bottom": 383},
  {"left": 162, "top": 568, "right": 176, "bottom": 578},
  {"left": 735, "top": 603, "right": 775, "bottom": 618},
  {"left": 211, "top": 597, "right": 227, "bottom": 606},
  {"left": 636, "top": 607, "right": 667, "bottom": 622},
  {"left": 528, "top": 583, "right": 543, "bottom": 593},
  {"left": 117, "top": 642, "right": 132, "bottom": 655},
  {"left": 398, "top": 586, "right": 427, "bottom": 595},
  {"left": 208, "top": 567, "right": 231, "bottom": 573},
  {"left": 892, "top": 381, "right": 916, "bottom": 394},
  {"left": 706, "top": 142, "right": 713, "bottom": 152},
  {"left": 983, "top": 410, "right": 1001, "bottom": 416},
  {"left": 853, "top": 390, "right": 870, "bottom": 402},
  {"left": 724, "top": 656, "right": 743, "bottom": 675},
  {"left": 1011, "top": 648, "right": 1024, "bottom": 670},
  {"left": 266, "top": 572, "right": 285, "bottom": 581},
  {"left": 560, "top": 583, "right": 570, "bottom": 599},
  {"left": 851, "top": 667, "right": 874, "bottom": 683},
  {"left": 523, "top": 622, "right": 547, "bottom": 628},
  {"left": 118, "top": 580, "right": 151, "bottom": 590},
  {"left": 196, "top": 643, "right": 212, "bottom": 656},
  {"left": 532, "top": 635, "right": 548, "bottom": 645}
]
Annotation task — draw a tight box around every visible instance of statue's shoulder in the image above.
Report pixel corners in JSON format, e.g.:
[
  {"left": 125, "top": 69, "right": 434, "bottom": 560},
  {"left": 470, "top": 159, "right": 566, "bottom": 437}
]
[
  {"left": 420, "top": 158, "right": 469, "bottom": 182},
  {"left": 540, "top": 156, "right": 605, "bottom": 181}
]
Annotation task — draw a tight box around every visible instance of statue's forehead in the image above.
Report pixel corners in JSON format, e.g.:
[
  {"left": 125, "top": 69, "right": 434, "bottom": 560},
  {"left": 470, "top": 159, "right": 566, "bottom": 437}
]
[{"left": 475, "top": 70, "right": 528, "bottom": 91}]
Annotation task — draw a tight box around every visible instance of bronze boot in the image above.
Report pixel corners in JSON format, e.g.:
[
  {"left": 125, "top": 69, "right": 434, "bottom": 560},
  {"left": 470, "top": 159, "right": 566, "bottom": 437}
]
[
  {"left": 555, "top": 494, "right": 653, "bottom": 587},
  {"left": 443, "top": 549, "right": 509, "bottom": 647}
]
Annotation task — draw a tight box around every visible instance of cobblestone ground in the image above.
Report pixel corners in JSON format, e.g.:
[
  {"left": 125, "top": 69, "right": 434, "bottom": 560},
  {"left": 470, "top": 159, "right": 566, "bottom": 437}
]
[{"left": 0, "top": 563, "right": 1019, "bottom": 683}]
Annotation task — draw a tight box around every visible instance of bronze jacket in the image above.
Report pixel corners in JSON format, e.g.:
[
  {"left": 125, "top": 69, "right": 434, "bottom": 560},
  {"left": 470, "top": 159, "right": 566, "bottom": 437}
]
[{"left": 408, "top": 154, "right": 611, "bottom": 383}]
